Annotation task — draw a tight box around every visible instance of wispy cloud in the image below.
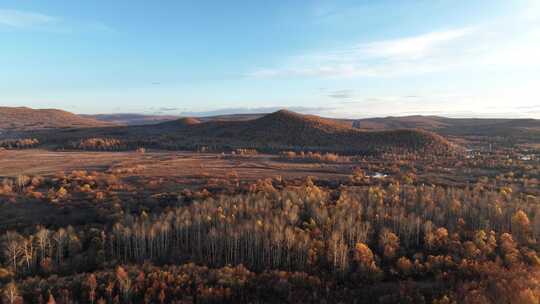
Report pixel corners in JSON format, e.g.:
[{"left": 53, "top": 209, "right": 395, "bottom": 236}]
[
  {"left": 249, "top": 12, "right": 540, "bottom": 79},
  {"left": 249, "top": 28, "right": 475, "bottom": 78},
  {"left": 327, "top": 89, "right": 354, "bottom": 99},
  {"left": 0, "top": 9, "right": 57, "bottom": 28},
  {"left": 159, "top": 107, "right": 180, "bottom": 112},
  {"left": 0, "top": 8, "right": 113, "bottom": 33},
  {"left": 361, "top": 28, "right": 472, "bottom": 60}
]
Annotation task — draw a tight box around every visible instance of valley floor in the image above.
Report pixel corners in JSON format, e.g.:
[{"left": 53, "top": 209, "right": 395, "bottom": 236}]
[{"left": 0, "top": 149, "right": 352, "bottom": 181}]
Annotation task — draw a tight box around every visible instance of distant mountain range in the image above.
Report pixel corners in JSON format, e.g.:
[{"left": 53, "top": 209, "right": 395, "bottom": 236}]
[
  {"left": 2, "top": 107, "right": 539, "bottom": 150},
  {"left": 84, "top": 112, "right": 540, "bottom": 138},
  {"left": 87, "top": 111, "right": 540, "bottom": 142},
  {"left": 83, "top": 112, "right": 357, "bottom": 126},
  {"left": 353, "top": 116, "right": 540, "bottom": 141},
  {"left": 81, "top": 113, "right": 180, "bottom": 126},
  {"left": 5, "top": 108, "right": 452, "bottom": 154}
]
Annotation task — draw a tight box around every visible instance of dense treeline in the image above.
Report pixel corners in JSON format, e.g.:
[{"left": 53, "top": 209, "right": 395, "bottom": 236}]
[
  {"left": 0, "top": 138, "right": 39, "bottom": 149},
  {"left": 2, "top": 178, "right": 540, "bottom": 302},
  {"left": 70, "top": 138, "right": 127, "bottom": 151},
  {"left": 280, "top": 151, "right": 345, "bottom": 163},
  {"left": 4, "top": 262, "right": 537, "bottom": 304}
]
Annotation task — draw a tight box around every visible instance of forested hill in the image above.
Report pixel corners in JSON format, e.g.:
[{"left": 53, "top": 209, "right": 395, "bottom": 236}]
[{"left": 0, "top": 107, "right": 115, "bottom": 132}]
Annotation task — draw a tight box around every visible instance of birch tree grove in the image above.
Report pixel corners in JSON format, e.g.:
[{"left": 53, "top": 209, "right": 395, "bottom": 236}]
[
  {"left": 3, "top": 181, "right": 540, "bottom": 278},
  {"left": 2, "top": 177, "right": 540, "bottom": 302}
]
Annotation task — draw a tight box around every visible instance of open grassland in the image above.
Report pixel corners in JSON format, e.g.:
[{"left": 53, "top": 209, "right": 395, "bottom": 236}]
[{"left": 0, "top": 149, "right": 352, "bottom": 181}]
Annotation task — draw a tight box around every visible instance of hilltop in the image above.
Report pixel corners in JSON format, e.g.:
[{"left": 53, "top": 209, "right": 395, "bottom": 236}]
[
  {"left": 163, "top": 117, "right": 202, "bottom": 127},
  {"left": 0, "top": 107, "right": 115, "bottom": 133},
  {"left": 198, "top": 110, "right": 455, "bottom": 153}
]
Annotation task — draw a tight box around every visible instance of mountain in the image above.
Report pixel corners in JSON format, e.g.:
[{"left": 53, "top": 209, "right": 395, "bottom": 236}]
[
  {"left": 37, "top": 110, "right": 452, "bottom": 154},
  {"left": 8, "top": 106, "right": 537, "bottom": 150},
  {"left": 195, "top": 112, "right": 357, "bottom": 127},
  {"left": 85, "top": 111, "right": 358, "bottom": 127},
  {"left": 82, "top": 113, "right": 179, "bottom": 125},
  {"left": 118, "top": 110, "right": 456, "bottom": 153},
  {"left": 353, "top": 116, "right": 540, "bottom": 142},
  {"left": 84, "top": 113, "right": 266, "bottom": 126},
  {"left": 0, "top": 107, "right": 115, "bottom": 133},
  {"left": 180, "top": 109, "right": 453, "bottom": 153}
]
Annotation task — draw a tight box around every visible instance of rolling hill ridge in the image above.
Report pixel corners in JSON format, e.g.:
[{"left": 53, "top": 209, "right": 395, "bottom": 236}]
[
  {"left": 0, "top": 107, "right": 115, "bottom": 132},
  {"left": 353, "top": 115, "right": 540, "bottom": 142},
  {"left": 43, "top": 109, "right": 455, "bottom": 154},
  {"left": 82, "top": 113, "right": 179, "bottom": 125}
]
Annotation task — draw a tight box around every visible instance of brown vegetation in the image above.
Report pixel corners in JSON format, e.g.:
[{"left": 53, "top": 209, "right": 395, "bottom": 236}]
[
  {"left": 280, "top": 151, "right": 345, "bottom": 163},
  {"left": 354, "top": 115, "right": 540, "bottom": 144},
  {"left": 71, "top": 138, "right": 126, "bottom": 151},
  {"left": 81, "top": 113, "right": 179, "bottom": 126},
  {"left": 21, "top": 110, "right": 456, "bottom": 155},
  {"left": 0, "top": 139, "right": 39, "bottom": 149},
  {"left": 0, "top": 140, "right": 538, "bottom": 302},
  {"left": 0, "top": 107, "right": 114, "bottom": 132}
]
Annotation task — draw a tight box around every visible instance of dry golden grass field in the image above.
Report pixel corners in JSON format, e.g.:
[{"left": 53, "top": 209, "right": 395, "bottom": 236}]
[{"left": 0, "top": 149, "right": 354, "bottom": 187}]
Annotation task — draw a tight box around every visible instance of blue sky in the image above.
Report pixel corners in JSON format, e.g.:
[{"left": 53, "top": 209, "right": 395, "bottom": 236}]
[{"left": 1, "top": 0, "right": 539, "bottom": 118}]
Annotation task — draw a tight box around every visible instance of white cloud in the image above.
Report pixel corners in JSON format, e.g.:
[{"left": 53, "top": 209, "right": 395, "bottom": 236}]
[
  {"left": 481, "top": 28, "right": 540, "bottom": 67},
  {"left": 249, "top": 9, "right": 540, "bottom": 80},
  {"left": 0, "top": 9, "right": 57, "bottom": 28},
  {"left": 360, "top": 28, "right": 473, "bottom": 60},
  {"left": 249, "top": 27, "right": 477, "bottom": 78},
  {"left": 523, "top": 0, "right": 540, "bottom": 21}
]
